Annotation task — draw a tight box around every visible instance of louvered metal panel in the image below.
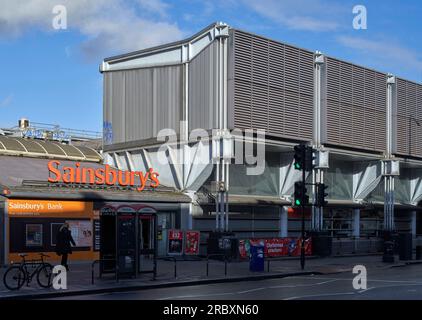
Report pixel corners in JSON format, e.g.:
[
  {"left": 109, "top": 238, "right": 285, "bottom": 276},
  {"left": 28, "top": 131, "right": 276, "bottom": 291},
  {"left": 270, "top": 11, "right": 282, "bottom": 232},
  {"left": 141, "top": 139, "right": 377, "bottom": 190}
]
[
  {"left": 252, "top": 83, "right": 269, "bottom": 131},
  {"left": 232, "top": 30, "right": 313, "bottom": 141},
  {"left": 103, "top": 73, "right": 112, "bottom": 145},
  {"left": 189, "top": 41, "right": 218, "bottom": 130},
  {"left": 103, "top": 65, "right": 182, "bottom": 148},
  {"left": 124, "top": 68, "right": 153, "bottom": 142},
  {"left": 268, "top": 87, "right": 284, "bottom": 135},
  {"left": 396, "top": 78, "right": 422, "bottom": 157},
  {"left": 234, "top": 79, "right": 252, "bottom": 129},
  {"left": 326, "top": 57, "right": 387, "bottom": 152},
  {"left": 111, "top": 71, "right": 125, "bottom": 144},
  {"left": 153, "top": 66, "right": 182, "bottom": 136}
]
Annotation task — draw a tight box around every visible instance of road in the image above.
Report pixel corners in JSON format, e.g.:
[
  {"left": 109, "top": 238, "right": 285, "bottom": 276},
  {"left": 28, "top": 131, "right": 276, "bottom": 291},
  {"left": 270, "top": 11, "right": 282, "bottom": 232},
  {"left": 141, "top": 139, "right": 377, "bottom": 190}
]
[{"left": 55, "top": 264, "right": 422, "bottom": 300}]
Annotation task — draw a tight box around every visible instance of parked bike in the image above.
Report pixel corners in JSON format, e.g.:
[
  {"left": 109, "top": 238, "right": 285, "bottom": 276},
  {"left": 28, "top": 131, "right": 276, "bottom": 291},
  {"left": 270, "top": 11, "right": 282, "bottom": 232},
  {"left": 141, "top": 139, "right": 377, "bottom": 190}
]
[{"left": 3, "top": 253, "right": 53, "bottom": 290}]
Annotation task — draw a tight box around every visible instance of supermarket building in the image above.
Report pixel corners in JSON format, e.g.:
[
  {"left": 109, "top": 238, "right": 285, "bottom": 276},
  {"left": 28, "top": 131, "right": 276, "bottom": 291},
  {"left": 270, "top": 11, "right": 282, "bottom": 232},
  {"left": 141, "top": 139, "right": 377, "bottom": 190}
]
[
  {"left": 99, "top": 22, "right": 422, "bottom": 255},
  {"left": 0, "top": 133, "right": 190, "bottom": 266}
]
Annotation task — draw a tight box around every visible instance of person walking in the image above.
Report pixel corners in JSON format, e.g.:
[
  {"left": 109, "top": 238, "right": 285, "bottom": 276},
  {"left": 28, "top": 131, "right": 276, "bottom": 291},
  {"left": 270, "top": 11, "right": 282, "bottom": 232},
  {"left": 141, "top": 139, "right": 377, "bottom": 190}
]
[{"left": 56, "top": 223, "right": 76, "bottom": 271}]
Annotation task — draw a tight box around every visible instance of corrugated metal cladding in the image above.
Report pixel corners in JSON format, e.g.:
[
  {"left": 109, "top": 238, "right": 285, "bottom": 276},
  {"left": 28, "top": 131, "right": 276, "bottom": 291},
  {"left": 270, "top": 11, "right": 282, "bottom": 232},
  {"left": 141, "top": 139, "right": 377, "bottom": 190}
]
[
  {"left": 231, "top": 30, "right": 314, "bottom": 141},
  {"left": 103, "top": 66, "right": 183, "bottom": 145},
  {"left": 395, "top": 79, "right": 422, "bottom": 157},
  {"left": 189, "top": 41, "right": 218, "bottom": 130},
  {"left": 325, "top": 57, "right": 386, "bottom": 152}
]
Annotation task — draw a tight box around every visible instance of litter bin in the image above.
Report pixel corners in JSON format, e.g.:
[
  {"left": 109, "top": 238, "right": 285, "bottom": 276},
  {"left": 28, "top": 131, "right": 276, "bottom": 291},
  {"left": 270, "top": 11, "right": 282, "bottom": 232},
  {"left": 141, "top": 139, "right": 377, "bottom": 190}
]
[
  {"left": 398, "top": 233, "right": 412, "bottom": 261},
  {"left": 383, "top": 240, "right": 395, "bottom": 263},
  {"left": 309, "top": 231, "right": 332, "bottom": 257},
  {"left": 249, "top": 244, "right": 265, "bottom": 272}
]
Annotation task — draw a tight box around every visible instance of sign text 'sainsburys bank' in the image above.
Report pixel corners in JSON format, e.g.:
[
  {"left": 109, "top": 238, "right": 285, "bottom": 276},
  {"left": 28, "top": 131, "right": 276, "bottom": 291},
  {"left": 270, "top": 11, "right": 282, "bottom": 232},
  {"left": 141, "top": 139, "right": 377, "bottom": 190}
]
[{"left": 47, "top": 160, "right": 159, "bottom": 191}]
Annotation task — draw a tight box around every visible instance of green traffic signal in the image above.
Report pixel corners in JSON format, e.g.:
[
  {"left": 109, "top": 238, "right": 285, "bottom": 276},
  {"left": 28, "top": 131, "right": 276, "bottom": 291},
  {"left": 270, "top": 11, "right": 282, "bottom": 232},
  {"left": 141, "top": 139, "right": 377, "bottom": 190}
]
[
  {"left": 293, "top": 181, "right": 308, "bottom": 207},
  {"left": 294, "top": 162, "right": 301, "bottom": 170}
]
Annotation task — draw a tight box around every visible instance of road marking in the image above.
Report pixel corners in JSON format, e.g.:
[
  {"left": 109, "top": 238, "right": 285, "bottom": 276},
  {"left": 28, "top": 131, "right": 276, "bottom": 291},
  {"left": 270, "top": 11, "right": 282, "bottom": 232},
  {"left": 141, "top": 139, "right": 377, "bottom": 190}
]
[
  {"left": 284, "top": 291, "right": 356, "bottom": 300},
  {"left": 159, "top": 279, "right": 340, "bottom": 300},
  {"left": 357, "top": 287, "right": 375, "bottom": 294},
  {"left": 237, "top": 287, "right": 269, "bottom": 294},
  {"left": 160, "top": 292, "right": 235, "bottom": 300},
  {"left": 293, "top": 275, "right": 422, "bottom": 285}
]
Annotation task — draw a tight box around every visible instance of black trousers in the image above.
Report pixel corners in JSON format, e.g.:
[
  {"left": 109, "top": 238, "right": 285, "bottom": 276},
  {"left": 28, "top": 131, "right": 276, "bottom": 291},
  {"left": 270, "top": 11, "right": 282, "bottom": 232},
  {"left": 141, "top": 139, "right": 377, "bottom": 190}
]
[{"left": 60, "top": 253, "right": 69, "bottom": 270}]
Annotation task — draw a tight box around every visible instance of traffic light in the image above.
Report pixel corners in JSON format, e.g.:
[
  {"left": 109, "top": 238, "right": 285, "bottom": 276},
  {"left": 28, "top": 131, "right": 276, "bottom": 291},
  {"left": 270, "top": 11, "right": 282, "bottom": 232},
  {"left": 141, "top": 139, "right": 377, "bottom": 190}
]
[
  {"left": 304, "top": 146, "right": 315, "bottom": 171},
  {"left": 294, "top": 181, "right": 309, "bottom": 207},
  {"left": 294, "top": 144, "right": 315, "bottom": 171},
  {"left": 315, "top": 183, "right": 328, "bottom": 207},
  {"left": 293, "top": 144, "right": 306, "bottom": 170}
]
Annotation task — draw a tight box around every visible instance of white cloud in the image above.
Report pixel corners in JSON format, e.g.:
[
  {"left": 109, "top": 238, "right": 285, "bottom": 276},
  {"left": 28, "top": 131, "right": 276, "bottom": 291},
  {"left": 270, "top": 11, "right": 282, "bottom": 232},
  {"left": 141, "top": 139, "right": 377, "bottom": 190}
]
[
  {"left": 0, "top": 0, "right": 185, "bottom": 60},
  {"left": 137, "top": 0, "right": 170, "bottom": 18},
  {"left": 0, "top": 94, "right": 13, "bottom": 107},
  {"left": 241, "top": 0, "right": 343, "bottom": 31},
  {"left": 337, "top": 35, "right": 422, "bottom": 76}
]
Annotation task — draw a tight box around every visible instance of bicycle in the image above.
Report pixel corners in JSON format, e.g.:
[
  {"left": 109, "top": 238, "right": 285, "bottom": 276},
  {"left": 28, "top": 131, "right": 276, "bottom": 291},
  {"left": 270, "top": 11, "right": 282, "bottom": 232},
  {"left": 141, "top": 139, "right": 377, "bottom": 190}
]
[{"left": 3, "top": 253, "right": 53, "bottom": 290}]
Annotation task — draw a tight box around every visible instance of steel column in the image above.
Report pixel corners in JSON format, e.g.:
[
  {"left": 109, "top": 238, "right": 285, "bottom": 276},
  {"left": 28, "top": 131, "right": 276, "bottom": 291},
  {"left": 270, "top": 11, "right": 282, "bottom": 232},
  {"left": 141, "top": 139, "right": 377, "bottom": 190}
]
[
  {"left": 411, "top": 210, "right": 417, "bottom": 237},
  {"left": 384, "top": 75, "right": 397, "bottom": 232},
  {"left": 312, "top": 52, "right": 326, "bottom": 232},
  {"left": 353, "top": 208, "right": 360, "bottom": 238},
  {"left": 279, "top": 206, "right": 288, "bottom": 237}
]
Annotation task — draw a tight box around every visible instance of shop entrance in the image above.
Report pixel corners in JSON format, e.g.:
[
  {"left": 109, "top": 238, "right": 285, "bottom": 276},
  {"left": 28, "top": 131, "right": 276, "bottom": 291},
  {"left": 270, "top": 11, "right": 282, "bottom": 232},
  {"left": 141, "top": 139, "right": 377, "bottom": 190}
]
[{"left": 99, "top": 205, "right": 157, "bottom": 279}]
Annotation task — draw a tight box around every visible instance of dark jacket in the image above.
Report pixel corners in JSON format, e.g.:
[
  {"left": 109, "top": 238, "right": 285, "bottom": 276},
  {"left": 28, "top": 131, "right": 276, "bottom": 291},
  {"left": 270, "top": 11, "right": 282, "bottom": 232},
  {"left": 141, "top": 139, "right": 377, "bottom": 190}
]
[{"left": 56, "top": 227, "right": 76, "bottom": 255}]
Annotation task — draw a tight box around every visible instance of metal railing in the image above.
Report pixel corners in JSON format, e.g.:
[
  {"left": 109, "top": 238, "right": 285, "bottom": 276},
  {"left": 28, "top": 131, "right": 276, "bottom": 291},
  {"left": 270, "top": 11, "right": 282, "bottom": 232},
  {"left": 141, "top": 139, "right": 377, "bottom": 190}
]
[
  {"left": 157, "top": 256, "right": 178, "bottom": 278},
  {"left": 206, "top": 254, "right": 228, "bottom": 277},
  {"left": 91, "top": 258, "right": 118, "bottom": 285}
]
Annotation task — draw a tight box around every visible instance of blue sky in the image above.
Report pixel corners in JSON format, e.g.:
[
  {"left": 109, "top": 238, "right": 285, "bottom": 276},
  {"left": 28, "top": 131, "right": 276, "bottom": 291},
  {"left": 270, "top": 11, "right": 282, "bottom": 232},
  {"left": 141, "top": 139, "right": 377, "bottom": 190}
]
[{"left": 0, "top": 0, "right": 421, "bottom": 132}]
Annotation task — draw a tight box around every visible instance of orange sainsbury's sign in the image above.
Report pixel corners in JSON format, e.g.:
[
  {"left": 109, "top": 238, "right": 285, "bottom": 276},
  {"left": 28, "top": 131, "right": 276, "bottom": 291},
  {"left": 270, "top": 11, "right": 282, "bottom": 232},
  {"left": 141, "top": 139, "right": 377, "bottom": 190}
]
[{"left": 47, "top": 160, "right": 160, "bottom": 191}]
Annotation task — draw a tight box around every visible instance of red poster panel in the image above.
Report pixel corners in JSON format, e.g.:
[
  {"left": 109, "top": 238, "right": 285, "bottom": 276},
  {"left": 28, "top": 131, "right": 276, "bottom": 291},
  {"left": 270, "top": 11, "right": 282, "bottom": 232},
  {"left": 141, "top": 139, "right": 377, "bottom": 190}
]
[
  {"left": 289, "top": 237, "right": 312, "bottom": 256},
  {"left": 238, "top": 237, "right": 313, "bottom": 258},
  {"left": 168, "top": 229, "right": 184, "bottom": 255},
  {"left": 238, "top": 239, "right": 249, "bottom": 258},
  {"left": 264, "top": 238, "right": 289, "bottom": 257},
  {"left": 185, "top": 231, "right": 200, "bottom": 255}
]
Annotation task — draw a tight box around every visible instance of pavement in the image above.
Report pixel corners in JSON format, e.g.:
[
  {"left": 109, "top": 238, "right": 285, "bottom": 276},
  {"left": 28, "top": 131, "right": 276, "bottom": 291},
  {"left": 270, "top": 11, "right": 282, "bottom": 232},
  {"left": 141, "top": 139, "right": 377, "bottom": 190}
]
[
  {"left": 65, "top": 264, "right": 422, "bottom": 300},
  {"left": 0, "top": 254, "right": 420, "bottom": 300}
]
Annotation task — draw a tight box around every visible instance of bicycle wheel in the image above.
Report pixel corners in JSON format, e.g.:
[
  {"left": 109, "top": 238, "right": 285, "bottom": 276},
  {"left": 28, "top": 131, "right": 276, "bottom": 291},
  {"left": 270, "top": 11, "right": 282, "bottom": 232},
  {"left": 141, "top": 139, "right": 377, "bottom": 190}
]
[
  {"left": 37, "top": 263, "right": 53, "bottom": 288},
  {"left": 3, "top": 266, "right": 26, "bottom": 290}
]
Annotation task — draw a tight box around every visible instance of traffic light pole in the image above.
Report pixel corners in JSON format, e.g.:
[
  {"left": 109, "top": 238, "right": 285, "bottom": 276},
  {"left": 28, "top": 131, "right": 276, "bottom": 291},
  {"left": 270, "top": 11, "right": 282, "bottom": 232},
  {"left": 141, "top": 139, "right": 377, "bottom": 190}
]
[
  {"left": 294, "top": 144, "right": 327, "bottom": 270},
  {"left": 301, "top": 165, "right": 306, "bottom": 270}
]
